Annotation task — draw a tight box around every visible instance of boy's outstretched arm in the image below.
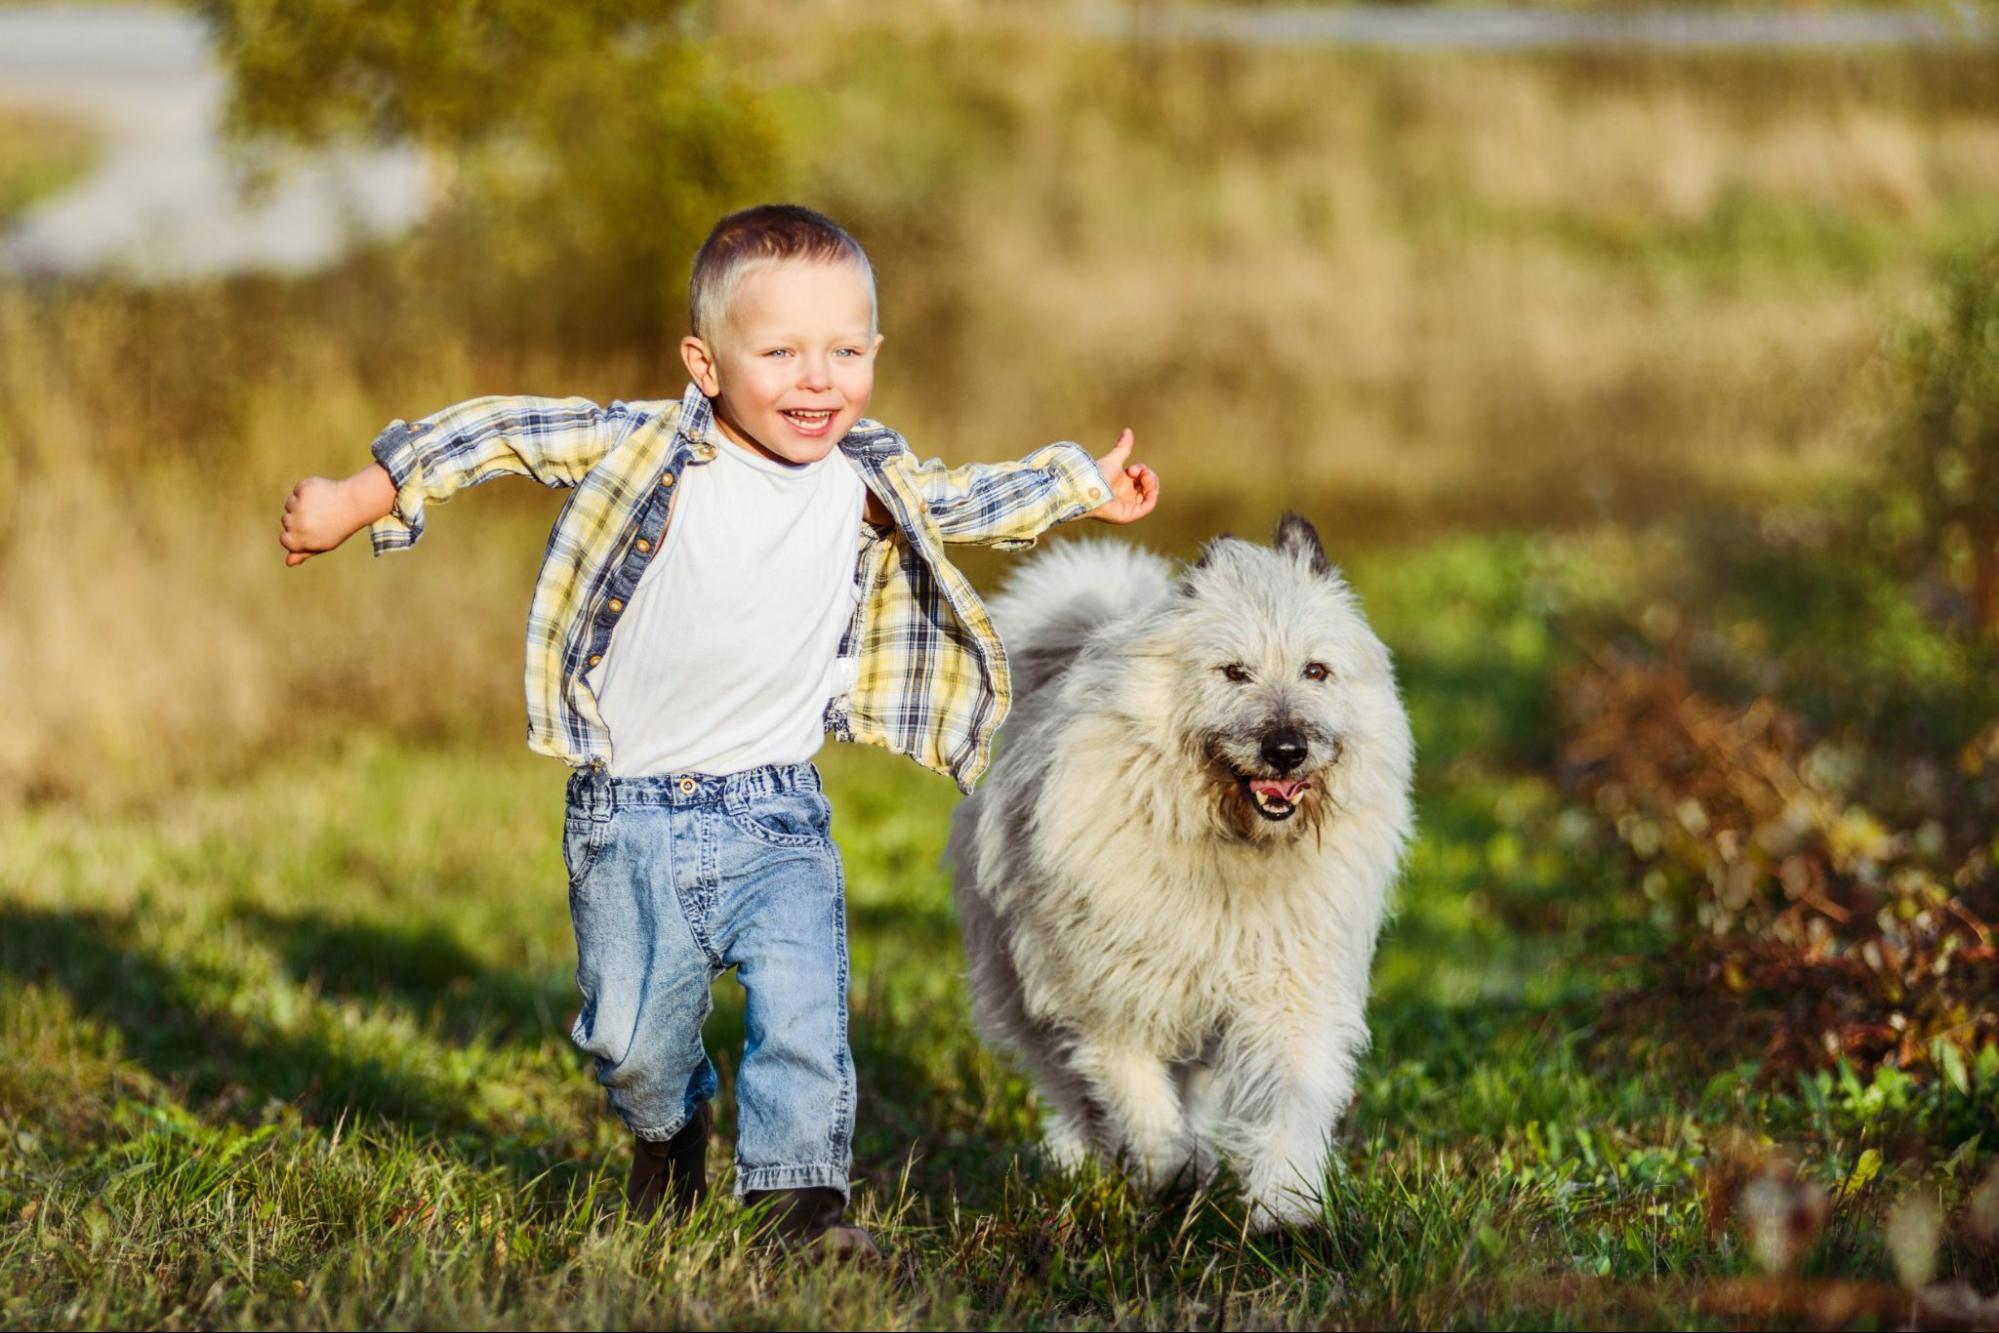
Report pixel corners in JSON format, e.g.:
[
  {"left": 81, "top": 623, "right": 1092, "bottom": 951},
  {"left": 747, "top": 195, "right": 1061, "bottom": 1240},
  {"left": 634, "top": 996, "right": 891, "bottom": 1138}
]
[
  {"left": 280, "top": 463, "right": 396, "bottom": 567},
  {"left": 903, "top": 428, "right": 1160, "bottom": 549},
  {"left": 278, "top": 395, "right": 630, "bottom": 567}
]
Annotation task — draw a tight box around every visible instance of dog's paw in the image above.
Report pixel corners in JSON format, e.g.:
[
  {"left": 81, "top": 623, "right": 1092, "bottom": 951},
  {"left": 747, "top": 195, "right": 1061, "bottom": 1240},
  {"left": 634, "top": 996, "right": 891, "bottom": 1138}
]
[
  {"left": 1040, "top": 1117, "right": 1093, "bottom": 1172},
  {"left": 1244, "top": 1185, "right": 1325, "bottom": 1233},
  {"left": 1115, "top": 1113, "right": 1197, "bottom": 1190},
  {"left": 1242, "top": 1157, "right": 1330, "bottom": 1232},
  {"left": 1122, "top": 1141, "right": 1196, "bottom": 1192}
]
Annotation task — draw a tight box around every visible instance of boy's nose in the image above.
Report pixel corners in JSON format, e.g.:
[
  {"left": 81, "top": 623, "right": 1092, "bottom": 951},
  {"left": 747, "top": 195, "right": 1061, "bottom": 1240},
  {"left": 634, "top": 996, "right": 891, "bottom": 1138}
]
[{"left": 797, "top": 355, "right": 832, "bottom": 391}]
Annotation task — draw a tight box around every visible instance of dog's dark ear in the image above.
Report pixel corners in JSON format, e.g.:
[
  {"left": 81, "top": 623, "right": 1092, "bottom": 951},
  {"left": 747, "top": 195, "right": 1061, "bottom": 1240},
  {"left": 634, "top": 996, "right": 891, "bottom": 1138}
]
[{"left": 1273, "top": 512, "right": 1331, "bottom": 575}]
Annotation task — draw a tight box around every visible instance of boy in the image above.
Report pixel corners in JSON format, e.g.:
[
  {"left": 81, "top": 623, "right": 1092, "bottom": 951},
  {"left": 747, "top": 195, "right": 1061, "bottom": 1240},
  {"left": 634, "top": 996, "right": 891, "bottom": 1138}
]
[{"left": 278, "top": 204, "right": 1159, "bottom": 1258}]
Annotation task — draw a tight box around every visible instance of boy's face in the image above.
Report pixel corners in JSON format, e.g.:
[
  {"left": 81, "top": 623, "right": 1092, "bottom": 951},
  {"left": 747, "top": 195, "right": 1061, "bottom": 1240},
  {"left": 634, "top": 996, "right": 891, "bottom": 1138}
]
[{"left": 679, "top": 258, "right": 882, "bottom": 466}]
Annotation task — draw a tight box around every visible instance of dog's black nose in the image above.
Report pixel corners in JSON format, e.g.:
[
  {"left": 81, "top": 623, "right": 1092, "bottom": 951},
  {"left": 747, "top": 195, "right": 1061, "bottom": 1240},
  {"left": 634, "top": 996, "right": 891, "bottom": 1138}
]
[{"left": 1261, "top": 729, "right": 1308, "bottom": 773}]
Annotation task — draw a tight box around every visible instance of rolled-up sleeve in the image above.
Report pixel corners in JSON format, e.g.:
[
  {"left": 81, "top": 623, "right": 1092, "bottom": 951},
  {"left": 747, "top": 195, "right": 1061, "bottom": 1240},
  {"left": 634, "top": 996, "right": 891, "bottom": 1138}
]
[
  {"left": 909, "top": 442, "right": 1112, "bottom": 550},
  {"left": 367, "top": 396, "right": 629, "bottom": 553}
]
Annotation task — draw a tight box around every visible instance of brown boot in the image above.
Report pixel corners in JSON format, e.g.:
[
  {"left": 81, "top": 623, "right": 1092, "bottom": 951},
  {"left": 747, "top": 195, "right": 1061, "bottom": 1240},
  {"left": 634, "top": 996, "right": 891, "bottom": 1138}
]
[
  {"left": 743, "top": 1186, "right": 880, "bottom": 1264},
  {"left": 625, "top": 1101, "right": 711, "bottom": 1221}
]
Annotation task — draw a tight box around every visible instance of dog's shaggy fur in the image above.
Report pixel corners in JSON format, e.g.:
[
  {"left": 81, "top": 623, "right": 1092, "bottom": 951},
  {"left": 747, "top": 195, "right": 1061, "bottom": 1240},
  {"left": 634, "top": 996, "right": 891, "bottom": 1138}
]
[{"left": 948, "top": 515, "right": 1414, "bottom": 1229}]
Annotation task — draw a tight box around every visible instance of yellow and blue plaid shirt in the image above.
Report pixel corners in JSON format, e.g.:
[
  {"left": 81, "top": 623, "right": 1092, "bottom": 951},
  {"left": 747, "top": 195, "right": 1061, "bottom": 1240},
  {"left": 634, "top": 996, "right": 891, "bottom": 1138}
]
[{"left": 368, "top": 381, "right": 1111, "bottom": 791}]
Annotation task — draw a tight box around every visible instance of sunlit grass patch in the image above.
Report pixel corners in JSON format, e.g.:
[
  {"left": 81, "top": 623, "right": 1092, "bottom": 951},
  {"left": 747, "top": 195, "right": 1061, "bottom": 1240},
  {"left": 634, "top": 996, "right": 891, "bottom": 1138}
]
[{"left": 3, "top": 533, "right": 1992, "bottom": 1325}]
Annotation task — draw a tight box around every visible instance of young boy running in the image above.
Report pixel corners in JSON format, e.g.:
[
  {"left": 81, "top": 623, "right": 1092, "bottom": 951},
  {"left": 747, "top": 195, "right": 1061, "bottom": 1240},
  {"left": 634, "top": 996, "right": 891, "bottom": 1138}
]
[{"left": 278, "top": 204, "right": 1159, "bottom": 1258}]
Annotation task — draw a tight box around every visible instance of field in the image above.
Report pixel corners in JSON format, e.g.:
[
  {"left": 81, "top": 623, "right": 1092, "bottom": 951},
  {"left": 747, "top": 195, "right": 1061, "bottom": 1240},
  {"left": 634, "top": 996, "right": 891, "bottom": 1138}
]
[
  {"left": 3, "top": 533, "right": 1993, "bottom": 1328},
  {"left": 3, "top": 4, "right": 1999, "bottom": 1328}
]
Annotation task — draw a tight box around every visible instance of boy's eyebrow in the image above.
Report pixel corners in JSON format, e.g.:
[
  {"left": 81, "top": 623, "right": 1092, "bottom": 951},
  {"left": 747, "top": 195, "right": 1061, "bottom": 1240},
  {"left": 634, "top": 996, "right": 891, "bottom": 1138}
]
[{"left": 741, "top": 327, "right": 876, "bottom": 344}]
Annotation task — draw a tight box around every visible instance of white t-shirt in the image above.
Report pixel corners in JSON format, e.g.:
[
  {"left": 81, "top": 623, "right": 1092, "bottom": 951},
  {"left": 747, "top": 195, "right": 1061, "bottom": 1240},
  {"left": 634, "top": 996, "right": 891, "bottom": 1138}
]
[{"left": 585, "top": 439, "right": 867, "bottom": 777}]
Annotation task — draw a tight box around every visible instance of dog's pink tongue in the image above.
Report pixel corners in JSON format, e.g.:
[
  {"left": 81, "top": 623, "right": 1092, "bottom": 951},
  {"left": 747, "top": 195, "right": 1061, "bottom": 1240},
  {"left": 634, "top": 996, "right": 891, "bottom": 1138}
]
[{"left": 1251, "top": 778, "right": 1309, "bottom": 802}]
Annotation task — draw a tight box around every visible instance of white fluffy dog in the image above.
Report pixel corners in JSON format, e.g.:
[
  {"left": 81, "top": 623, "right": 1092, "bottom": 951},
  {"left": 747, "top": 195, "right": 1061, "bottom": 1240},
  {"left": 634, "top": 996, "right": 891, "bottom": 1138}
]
[{"left": 948, "top": 515, "right": 1414, "bottom": 1229}]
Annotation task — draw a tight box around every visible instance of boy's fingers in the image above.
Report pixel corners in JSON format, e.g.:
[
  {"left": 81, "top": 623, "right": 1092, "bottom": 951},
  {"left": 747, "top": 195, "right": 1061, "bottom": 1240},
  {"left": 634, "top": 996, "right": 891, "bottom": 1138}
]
[
  {"left": 1101, "top": 428, "right": 1134, "bottom": 467},
  {"left": 285, "top": 550, "right": 311, "bottom": 567}
]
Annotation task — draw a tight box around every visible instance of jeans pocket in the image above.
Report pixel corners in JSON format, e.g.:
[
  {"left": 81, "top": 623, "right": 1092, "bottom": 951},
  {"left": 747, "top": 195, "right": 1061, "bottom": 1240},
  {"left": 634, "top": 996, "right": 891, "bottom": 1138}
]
[
  {"left": 726, "top": 790, "right": 831, "bottom": 849},
  {"left": 563, "top": 809, "right": 610, "bottom": 889}
]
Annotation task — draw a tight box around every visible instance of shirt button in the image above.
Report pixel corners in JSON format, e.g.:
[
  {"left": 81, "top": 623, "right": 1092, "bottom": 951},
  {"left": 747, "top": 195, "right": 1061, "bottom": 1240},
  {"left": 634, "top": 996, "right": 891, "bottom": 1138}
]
[
  {"left": 587, "top": 654, "right": 602, "bottom": 666},
  {"left": 635, "top": 538, "right": 651, "bottom": 553},
  {"left": 918, "top": 500, "right": 930, "bottom": 514},
  {"left": 607, "top": 598, "right": 624, "bottom": 614},
  {"left": 1089, "top": 488, "right": 1104, "bottom": 502},
  {"left": 678, "top": 777, "right": 697, "bottom": 795},
  {"left": 659, "top": 474, "right": 675, "bottom": 490}
]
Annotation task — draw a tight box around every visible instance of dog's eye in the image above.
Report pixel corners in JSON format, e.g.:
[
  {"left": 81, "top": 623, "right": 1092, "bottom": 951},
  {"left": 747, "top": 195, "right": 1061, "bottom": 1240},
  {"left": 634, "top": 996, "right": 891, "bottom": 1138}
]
[
  {"left": 1219, "top": 664, "right": 1252, "bottom": 684},
  {"left": 1303, "top": 662, "right": 1331, "bottom": 682}
]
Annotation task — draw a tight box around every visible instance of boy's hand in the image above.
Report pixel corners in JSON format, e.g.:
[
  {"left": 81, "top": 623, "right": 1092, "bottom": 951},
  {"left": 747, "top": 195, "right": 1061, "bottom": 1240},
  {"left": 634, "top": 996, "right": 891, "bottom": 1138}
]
[
  {"left": 280, "top": 464, "right": 396, "bottom": 566},
  {"left": 1086, "top": 429, "right": 1159, "bottom": 525}
]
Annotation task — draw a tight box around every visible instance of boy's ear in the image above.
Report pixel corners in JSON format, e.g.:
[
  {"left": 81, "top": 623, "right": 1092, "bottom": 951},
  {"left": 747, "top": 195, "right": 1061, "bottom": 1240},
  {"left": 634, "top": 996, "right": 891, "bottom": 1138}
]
[{"left": 680, "top": 335, "right": 722, "bottom": 397}]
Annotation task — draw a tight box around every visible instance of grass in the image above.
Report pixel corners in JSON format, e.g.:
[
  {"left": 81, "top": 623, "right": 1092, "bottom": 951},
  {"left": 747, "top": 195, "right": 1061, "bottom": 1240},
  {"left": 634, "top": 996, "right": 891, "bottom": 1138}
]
[{"left": 3, "top": 534, "right": 1991, "bottom": 1329}]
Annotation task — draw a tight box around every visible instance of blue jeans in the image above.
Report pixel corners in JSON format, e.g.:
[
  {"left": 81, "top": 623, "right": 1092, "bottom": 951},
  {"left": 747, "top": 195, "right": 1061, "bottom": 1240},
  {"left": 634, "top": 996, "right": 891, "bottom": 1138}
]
[{"left": 562, "top": 761, "right": 854, "bottom": 1197}]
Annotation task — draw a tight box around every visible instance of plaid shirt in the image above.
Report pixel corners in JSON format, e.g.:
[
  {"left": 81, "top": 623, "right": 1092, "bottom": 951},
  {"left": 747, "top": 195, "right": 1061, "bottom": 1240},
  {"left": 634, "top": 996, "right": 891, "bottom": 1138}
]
[{"left": 368, "top": 381, "right": 1110, "bottom": 791}]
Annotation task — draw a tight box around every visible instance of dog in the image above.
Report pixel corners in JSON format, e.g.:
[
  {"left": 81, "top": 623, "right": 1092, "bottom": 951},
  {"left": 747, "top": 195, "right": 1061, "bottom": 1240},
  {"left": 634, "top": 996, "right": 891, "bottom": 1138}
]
[{"left": 947, "top": 514, "right": 1414, "bottom": 1229}]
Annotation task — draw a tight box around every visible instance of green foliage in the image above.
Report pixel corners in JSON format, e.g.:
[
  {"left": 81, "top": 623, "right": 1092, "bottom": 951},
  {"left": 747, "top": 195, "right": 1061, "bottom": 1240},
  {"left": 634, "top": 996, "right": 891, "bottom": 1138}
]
[
  {"left": 197, "top": 0, "right": 779, "bottom": 348},
  {"left": 1885, "top": 240, "right": 1999, "bottom": 637},
  {"left": 1793, "top": 1054, "right": 1999, "bottom": 1148}
]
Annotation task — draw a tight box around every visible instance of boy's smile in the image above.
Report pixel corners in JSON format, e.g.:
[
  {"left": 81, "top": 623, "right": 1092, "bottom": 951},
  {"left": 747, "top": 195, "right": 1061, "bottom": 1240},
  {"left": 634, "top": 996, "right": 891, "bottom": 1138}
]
[{"left": 680, "top": 259, "right": 883, "bottom": 466}]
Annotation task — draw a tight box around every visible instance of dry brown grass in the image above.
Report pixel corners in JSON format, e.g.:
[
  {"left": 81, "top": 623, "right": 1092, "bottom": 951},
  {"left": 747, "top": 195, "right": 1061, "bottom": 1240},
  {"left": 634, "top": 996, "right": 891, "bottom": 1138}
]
[
  {"left": 1559, "top": 650, "right": 1997, "bottom": 1078},
  {"left": 4, "top": 9, "right": 1999, "bottom": 803},
  {"left": 758, "top": 18, "right": 1999, "bottom": 524}
]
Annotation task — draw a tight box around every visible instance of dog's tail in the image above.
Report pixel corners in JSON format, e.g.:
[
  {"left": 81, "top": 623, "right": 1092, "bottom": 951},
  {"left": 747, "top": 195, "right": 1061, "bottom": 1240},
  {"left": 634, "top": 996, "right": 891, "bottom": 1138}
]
[{"left": 990, "top": 539, "right": 1175, "bottom": 695}]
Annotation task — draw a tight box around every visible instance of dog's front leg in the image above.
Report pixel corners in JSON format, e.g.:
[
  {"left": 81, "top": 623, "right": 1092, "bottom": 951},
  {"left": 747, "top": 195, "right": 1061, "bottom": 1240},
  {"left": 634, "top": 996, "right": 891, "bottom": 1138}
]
[
  {"left": 1066, "top": 1038, "right": 1188, "bottom": 1186},
  {"left": 1216, "top": 1002, "right": 1366, "bottom": 1231}
]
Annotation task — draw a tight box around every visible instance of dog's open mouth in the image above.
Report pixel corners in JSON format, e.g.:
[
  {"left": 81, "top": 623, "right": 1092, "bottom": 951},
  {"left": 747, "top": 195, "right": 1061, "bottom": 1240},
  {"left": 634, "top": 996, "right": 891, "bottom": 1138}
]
[{"left": 1245, "top": 776, "right": 1310, "bottom": 821}]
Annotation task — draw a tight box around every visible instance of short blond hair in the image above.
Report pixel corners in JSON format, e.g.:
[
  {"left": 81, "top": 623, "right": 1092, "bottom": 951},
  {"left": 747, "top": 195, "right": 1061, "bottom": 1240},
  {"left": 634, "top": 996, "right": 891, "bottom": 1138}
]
[{"left": 689, "top": 204, "right": 876, "bottom": 344}]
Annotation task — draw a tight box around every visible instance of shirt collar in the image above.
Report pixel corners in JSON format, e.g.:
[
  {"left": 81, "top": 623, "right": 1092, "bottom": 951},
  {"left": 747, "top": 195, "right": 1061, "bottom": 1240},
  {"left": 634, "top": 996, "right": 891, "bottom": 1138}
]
[
  {"left": 837, "top": 422, "right": 904, "bottom": 460},
  {"left": 673, "top": 382, "right": 720, "bottom": 461}
]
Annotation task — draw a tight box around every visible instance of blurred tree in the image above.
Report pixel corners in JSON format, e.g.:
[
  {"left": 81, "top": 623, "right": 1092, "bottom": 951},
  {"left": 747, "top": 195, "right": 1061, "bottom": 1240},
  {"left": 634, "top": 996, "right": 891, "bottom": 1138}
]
[
  {"left": 1888, "top": 242, "right": 1999, "bottom": 639},
  {"left": 197, "top": 0, "right": 779, "bottom": 352}
]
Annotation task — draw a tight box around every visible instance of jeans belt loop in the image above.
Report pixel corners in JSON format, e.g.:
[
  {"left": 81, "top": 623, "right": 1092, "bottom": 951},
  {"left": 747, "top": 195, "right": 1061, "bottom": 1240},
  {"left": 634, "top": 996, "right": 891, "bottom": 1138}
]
[{"left": 589, "top": 760, "right": 613, "bottom": 821}]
